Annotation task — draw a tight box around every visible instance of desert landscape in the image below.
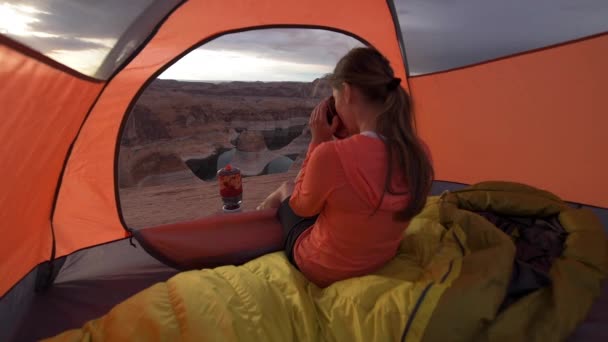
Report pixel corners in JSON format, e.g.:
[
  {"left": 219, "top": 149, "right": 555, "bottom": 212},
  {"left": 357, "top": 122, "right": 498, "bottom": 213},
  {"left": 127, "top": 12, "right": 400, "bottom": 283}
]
[{"left": 119, "top": 78, "right": 332, "bottom": 228}]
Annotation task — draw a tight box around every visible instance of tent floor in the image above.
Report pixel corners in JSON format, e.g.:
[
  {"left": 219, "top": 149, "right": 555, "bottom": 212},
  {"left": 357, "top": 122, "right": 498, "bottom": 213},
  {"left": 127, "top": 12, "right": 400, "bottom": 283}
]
[
  {"left": 14, "top": 272, "right": 176, "bottom": 341},
  {"left": 12, "top": 238, "right": 178, "bottom": 341},
  {"left": 13, "top": 239, "right": 608, "bottom": 341}
]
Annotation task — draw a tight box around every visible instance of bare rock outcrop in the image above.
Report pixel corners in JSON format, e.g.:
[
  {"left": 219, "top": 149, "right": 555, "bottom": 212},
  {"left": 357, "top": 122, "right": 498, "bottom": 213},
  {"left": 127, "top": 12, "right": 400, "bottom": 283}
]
[{"left": 118, "top": 78, "right": 331, "bottom": 189}]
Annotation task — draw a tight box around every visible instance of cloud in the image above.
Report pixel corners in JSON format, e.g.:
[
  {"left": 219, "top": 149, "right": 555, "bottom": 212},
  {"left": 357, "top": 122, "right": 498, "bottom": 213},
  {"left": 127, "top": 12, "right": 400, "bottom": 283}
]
[
  {"left": 0, "top": 0, "right": 159, "bottom": 76},
  {"left": 202, "top": 28, "right": 364, "bottom": 67},
  {"left": 3, "top": 0, "right": 607, "bottom": 79},
  {"left": 12, "top": 0, "right": 153, "bottom": 40},
  {"left": 2, "top": 3, "right": 361, "bottom": 79},
  {"left": 160, "top": 28, "right": 365, "bottom": 82},
  {"left": 14, "top": 34, "right": 109, "bottom": 53},
  {"left": 160, "top": 49, "right": 335, "bottom": 82},
  {"left": 395, "top": 0, "right": 608, "bottom": 75}
]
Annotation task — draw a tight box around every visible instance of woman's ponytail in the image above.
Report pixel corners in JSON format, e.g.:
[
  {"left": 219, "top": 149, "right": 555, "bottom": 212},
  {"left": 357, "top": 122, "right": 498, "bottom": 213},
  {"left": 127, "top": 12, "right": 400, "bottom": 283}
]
[{"left": 329, "top": 47, "right": 434, "bottom": 221}]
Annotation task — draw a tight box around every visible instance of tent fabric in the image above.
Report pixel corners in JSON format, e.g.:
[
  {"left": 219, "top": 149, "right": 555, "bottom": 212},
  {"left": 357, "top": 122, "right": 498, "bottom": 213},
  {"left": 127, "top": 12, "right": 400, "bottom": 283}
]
[
  {"left": 52, "top": 0, "right": 407, "bottom": 262},
  {"left": 0, "top": 267, "right": 37, "bottom": 342},
  {"left": 0, "top": 40, "right": 104, "bottom": 297},
  {"left": 393, "top": 0, "right": 608, "bottom": 75},
  {"left": 413, "top": 33, "right": 608, "bottom": 208},
  {"left": 0, "top": 0, "right": 183, "bottom": 79},
  {"left": 10, "top": 238, "right": 177, "bottom": 342},
  {"left": 0, "top": 0, "right": 607, "bottom": 336}
]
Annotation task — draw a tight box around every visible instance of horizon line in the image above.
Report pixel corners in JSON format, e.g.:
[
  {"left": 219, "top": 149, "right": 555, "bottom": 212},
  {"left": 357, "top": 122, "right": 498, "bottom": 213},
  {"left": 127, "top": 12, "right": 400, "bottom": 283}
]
[{"left": 156, "top": 78, "right": 325, "bottom": 84}]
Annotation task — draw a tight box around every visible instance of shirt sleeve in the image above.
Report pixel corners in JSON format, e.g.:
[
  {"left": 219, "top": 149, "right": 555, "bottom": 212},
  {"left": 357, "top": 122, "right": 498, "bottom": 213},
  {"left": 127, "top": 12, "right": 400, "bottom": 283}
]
[{"left": 289, "top": 141, "right": 345, "bottom": 217}]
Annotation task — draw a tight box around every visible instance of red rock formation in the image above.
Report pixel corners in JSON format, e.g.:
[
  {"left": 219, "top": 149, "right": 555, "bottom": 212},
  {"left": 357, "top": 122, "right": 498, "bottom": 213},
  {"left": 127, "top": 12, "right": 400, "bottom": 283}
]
[{"left": 118, "top": 78, "right": 331, "bottom": 189}]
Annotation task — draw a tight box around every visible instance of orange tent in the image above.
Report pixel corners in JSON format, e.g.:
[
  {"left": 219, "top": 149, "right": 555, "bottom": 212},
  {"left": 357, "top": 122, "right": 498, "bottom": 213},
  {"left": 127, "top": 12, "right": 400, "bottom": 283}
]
[{"left": 1, "top": 0, "right": 606, "bottom": 340}]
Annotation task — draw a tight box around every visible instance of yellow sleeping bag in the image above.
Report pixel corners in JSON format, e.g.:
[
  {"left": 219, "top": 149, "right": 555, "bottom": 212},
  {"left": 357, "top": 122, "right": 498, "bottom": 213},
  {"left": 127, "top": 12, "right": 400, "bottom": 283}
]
[{"left": 46, "top": 182, "right": 608, "bottom": 342}]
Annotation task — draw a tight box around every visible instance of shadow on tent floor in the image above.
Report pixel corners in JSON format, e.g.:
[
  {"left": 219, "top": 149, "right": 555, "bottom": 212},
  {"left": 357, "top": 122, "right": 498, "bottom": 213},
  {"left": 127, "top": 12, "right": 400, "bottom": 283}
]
[{"left": 12, "top": 238, "right": 178, "bottom": 341}]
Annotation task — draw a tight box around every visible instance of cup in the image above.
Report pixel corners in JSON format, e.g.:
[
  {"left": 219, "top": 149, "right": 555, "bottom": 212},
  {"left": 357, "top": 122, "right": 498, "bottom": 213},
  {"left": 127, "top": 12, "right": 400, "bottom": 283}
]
[{"left": 217, "top": 164, "right": 243, "bottom": 212}]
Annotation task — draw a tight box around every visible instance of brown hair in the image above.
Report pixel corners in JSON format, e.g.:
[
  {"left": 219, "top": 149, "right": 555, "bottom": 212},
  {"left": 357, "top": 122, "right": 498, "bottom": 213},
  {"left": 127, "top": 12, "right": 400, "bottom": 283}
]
[{"left": 329, "top": 47, "right": 434, "bottom": 221}]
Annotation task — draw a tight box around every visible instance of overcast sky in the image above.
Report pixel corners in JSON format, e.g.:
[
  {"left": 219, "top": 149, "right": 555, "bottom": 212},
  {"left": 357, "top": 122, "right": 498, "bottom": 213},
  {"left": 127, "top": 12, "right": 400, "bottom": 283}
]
[
  {"left": 159, "top": 29, "right": 364, "bottom": 82},
  {"left": 396, "top": 0, "right": 608, "bottom": 75},
  {"left": 2, "top": 0, "right": 607, "bottom": 78},
  {"left": 0, "top": 0, "right": 154, "bottom": 76}
]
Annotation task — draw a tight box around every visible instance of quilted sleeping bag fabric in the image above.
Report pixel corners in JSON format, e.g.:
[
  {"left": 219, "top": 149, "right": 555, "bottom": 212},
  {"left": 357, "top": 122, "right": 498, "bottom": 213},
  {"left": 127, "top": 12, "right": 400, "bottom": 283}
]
[{"left": 45, "top": 182, "right": 608, "bottom": 342}]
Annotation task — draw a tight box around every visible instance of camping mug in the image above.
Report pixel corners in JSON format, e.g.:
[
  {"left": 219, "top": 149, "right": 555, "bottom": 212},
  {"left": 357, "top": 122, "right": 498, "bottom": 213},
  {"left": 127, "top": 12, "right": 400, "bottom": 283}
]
[
  {"left": 326, "top": 96, "right": 338, "bottom": 125},
  {"left": 326, "top": 96, "right": 349, "bottom": 139},
  {"left": 217, "top": 164, "right": 243, "bottom": 212}
]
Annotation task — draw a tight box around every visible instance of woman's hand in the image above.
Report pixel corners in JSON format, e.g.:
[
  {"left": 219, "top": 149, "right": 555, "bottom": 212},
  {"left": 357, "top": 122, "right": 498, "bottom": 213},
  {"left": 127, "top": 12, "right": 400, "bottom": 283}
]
[
  {"left": 256, "top": 181, "right": 295, "bottom": 210},
  {"left": 256, "top": 194, "right": 282, "bottom": 210},
  {"left": 309, "top": 98, "right": 341, "bottom": 145}
]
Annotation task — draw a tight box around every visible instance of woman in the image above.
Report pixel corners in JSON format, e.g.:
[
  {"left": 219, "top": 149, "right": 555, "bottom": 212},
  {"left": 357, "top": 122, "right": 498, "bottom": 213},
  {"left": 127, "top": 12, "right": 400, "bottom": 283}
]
[{"left": 257, "top": 47, "right": 434, "bottom": 288}]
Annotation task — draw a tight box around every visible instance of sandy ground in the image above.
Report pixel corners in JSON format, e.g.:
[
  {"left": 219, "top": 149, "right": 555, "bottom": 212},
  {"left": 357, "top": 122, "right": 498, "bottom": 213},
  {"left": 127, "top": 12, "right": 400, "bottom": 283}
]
[{"left": 119, "top": 170, "right": 298, "bottom": 229}]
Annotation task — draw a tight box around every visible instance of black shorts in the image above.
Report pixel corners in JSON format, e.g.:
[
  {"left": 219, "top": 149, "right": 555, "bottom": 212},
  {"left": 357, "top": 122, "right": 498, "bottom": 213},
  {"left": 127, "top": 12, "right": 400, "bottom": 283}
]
[{"left": 277, "top": 197, "right": 318, "bottom": 269}]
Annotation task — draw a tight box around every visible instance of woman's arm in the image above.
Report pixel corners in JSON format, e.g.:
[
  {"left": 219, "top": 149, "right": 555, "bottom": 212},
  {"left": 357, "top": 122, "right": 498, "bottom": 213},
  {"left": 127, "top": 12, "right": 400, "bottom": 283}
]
[
  {"left": 289, "top": 142, "right": 343, "bottom": 217},
  {"left": 254, "top": 142, "right": 322, "bottom": 211},
  {"left": 257, "top": 95, "right": 352, "bottom": 211},
  {"left": 292, "top": 96, "right": 342, "bottom": 183}
]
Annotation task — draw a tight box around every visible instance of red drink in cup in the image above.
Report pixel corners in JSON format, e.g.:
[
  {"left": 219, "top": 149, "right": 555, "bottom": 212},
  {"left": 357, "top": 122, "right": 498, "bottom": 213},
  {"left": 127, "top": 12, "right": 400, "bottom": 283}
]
[{"left": 217, "top": 164, "right": 243, "bottom": 212}]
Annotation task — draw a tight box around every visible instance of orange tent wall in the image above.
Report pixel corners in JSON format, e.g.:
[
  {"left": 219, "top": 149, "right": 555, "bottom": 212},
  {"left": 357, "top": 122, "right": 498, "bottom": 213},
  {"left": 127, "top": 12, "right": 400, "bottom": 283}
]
[
  {"left": 2, "top": 0, "right": 606, "bottom": 300},
  {"left": 52, "top": 1, "right": 406, "bottom": 260},
  {"left": 0, "top": 43, "right": 103, "bottom": 296},
  {"left": 413, "top": 33, "right": 608, "bottom": 208}
]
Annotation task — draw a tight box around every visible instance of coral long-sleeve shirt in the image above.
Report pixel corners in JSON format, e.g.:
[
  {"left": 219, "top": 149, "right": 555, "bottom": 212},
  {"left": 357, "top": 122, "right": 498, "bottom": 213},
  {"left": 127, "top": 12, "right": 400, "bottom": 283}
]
[{"left": 290, "top": 133, "right": 411, "bottom": 288}]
